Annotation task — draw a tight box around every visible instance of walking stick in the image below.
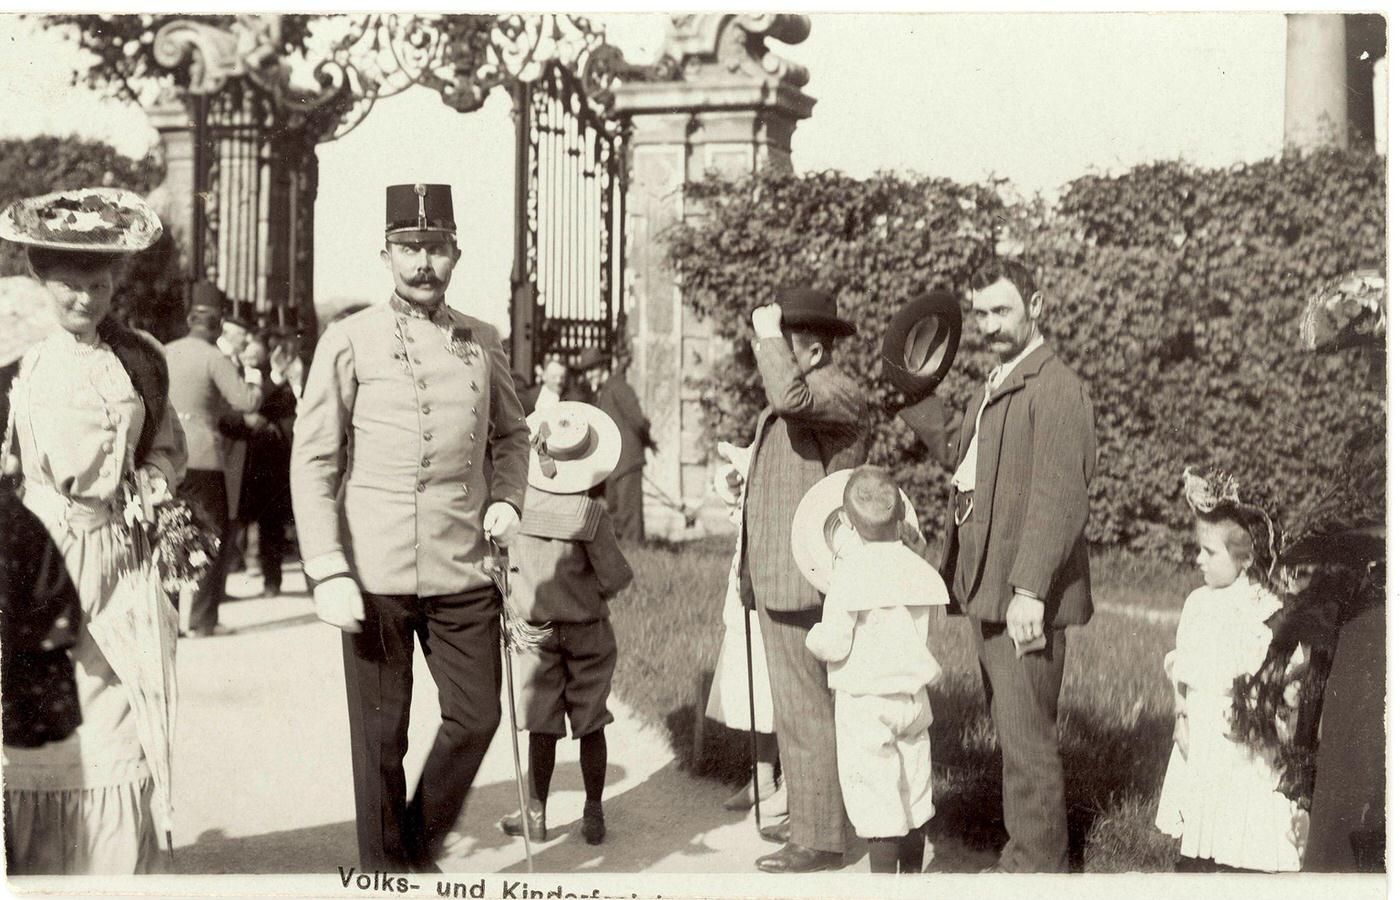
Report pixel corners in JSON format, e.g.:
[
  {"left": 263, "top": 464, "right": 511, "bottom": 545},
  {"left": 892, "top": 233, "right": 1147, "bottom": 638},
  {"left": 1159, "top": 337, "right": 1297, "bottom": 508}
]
[
  {"left": 487, "top": 539, "right": 535, "bottom": 873},
  {"left": 742, "top": 590, "right": 763, "bottom": 835}
]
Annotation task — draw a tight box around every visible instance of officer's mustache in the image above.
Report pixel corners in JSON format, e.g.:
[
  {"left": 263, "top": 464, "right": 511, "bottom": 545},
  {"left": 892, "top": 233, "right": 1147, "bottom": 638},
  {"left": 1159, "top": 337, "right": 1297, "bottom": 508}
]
[{"left": 407, "top": 273, "right": 442, "bottom": 287}]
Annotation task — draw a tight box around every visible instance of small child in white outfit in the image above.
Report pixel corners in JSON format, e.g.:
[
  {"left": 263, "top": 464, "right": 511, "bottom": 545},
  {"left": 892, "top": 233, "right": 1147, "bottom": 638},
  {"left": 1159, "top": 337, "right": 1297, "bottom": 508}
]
[
  {"left": 804, "top": 465, "right": 948, "bottom": 874},
  {"left": 1155, "top": 469, "right": 1307, "bottom": 872}
]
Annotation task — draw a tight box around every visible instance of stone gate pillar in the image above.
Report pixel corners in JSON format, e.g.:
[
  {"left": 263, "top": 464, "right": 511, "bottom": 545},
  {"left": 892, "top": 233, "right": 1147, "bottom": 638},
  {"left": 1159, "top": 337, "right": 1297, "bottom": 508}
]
[
  {"left": 145, "top": 97, "right": 198, "bottom": 283},
  {"left": 613, "top": 14, "right": 815, "bottom": 540}
]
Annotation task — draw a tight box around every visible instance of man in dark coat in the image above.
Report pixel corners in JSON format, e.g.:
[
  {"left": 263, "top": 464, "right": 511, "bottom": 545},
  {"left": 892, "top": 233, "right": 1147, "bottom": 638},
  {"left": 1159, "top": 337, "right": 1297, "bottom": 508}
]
[
  {"left": 902, "top": 259, "right": 1096, "bottom": 873},
  {"left": 165, "top": 284, "right": 265, "bottom": 636},
  {"left": 576, "top": 347, "right": 654, "bottom": 543}
]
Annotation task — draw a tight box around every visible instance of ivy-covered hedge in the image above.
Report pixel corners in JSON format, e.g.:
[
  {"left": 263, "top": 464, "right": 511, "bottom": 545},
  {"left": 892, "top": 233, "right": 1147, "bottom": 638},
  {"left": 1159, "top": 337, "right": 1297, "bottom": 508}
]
[
  {"left": 0, "top": 136, "right": 185, "bottom": 341},
  {"left": 664, "top": 150, "right": 1385, "bottom": 557}
]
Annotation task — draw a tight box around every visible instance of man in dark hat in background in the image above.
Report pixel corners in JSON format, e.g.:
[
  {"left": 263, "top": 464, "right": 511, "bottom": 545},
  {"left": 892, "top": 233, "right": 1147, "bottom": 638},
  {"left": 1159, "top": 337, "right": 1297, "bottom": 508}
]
[
  {"left": 576, "top": 346, "right": 654, "bottom": 542},
  {"left": 166, "top": 282, "right": 267, "bottom": 637},
  {"left": 291, "top": 183, "right": 530, "bottom": 871},
  {"left": 723, "top": 287, "right": 869, "bottom": 873}
]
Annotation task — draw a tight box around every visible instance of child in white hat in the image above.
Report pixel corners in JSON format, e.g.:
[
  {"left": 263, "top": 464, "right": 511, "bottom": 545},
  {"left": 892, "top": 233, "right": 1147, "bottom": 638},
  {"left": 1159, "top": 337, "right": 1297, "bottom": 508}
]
[
  {"left": 498, "top": 401, "right": 633, "bottom": 847},
  {"left": 803, "top": 465, "right": 948, "bottom": 874}
]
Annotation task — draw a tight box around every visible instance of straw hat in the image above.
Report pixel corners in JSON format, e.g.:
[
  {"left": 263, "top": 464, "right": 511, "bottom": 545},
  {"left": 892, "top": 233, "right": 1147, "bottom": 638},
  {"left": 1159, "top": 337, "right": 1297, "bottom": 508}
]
[
  {"left": 0, "top": 187, "right": 162, "bottom": 253},
  {"left": 525, "top": 401, "right": 622, "bottom": 494},
  {"left": 790, "top": 468, "right": 923, "bottom": 594}
]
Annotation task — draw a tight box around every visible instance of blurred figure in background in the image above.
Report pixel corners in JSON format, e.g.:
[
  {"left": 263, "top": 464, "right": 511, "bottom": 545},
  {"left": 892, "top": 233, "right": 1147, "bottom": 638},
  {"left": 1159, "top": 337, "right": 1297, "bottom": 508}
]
[
  {"left": 521, "top": 356, "right": 570, "bottom": 416},
  {"left": 576, "top": 348, "right": 654, "bottom": 543},
  {"left": 235, "top": 330, "right": 299, "bottom": 596},
  {"left": 165, "top": 285, "right": 264, "bottom": 636}
]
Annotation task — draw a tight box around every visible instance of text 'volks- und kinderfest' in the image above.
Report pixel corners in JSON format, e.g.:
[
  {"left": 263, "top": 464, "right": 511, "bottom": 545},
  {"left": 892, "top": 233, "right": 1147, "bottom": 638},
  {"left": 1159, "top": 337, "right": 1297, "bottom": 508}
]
[{"left": 339, "top": 866, "right": 663, "bottom": 899}]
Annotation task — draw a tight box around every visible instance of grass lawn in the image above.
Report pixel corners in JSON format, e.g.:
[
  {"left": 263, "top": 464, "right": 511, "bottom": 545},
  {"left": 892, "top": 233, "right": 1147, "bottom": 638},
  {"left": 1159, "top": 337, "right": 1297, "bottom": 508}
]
[{"left": 608, "top": 537, "right": 1201, "bottom": 872}]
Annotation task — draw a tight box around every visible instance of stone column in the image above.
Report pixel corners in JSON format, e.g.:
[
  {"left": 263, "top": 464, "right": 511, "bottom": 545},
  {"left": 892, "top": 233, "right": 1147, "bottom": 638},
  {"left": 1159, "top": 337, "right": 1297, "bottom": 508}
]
[
  {"left": 1284, "top": 14, "right": 1349, "bottom": 150},
  {"left": 145, "top": 97, "right": 198, "bottom": 281},
  {"left": 613, "top": 14, "right": 814, "bottom": 540}
]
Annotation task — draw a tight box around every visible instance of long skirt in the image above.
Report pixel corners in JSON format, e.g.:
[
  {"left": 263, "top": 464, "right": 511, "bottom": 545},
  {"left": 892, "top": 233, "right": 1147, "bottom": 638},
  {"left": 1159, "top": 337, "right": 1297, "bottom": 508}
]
[
  {"left": 3, "top": 492, "right": 156, "bottom": 875},
  {"left": 704, "top": 538, "right": 775, "bottom": 734}
]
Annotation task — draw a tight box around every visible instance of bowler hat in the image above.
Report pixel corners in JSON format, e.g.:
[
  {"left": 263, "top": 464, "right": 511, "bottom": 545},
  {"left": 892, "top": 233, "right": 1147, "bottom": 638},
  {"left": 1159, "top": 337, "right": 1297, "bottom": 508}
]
[
  {"left": 771, "top": 286, "right": 856, "bottom": 338},
  {"left": 574, "top": 346, "right": 610, "bottom": 372},
  {"left": 790, "top": 468, "right": 925, "bottom": 595},
  {"left": 526, "top": 401, "right": 622, "bottom": 495},
  {"left": 386, "top": 183, "right": 456, "bottom": 242},
  {"left": 881, "top": 290, "right": 962, "bottom": 400}
]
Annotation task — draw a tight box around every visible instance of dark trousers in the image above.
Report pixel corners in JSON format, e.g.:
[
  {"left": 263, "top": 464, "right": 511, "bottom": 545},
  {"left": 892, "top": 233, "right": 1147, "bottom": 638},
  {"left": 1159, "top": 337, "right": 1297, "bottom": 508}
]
[
  {"left": 756, "top": 603, "right": 846, "bottom": 854},
  {"left": 180, "top": 469, "right": 236, "bottom": 632},
  {"left": 343, "top": 587, "right": 503, "bottom": 870},
  {"left": 970, "top": 619, "right": 1069, "bottom": 873},
  {"left": 604, "top": 468, "right": 644, "bottom": 543}
]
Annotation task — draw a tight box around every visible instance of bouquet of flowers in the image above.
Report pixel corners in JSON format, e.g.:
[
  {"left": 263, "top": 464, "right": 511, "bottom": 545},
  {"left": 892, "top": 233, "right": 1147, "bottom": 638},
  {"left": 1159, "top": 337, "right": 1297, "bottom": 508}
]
[{"left": 147, "top": 501, "right": 221, "bottom": 601}]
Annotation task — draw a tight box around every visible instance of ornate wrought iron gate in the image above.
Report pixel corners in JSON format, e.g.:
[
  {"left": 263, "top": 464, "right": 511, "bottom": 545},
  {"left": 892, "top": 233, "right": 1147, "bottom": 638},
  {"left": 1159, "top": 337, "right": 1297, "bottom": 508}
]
[
  {"left": 512, "top": 62, "right": 626, "bottom": 374},
  {"left": 190, "top": 81, "right": 318, "bottom": 335},
  {"left": 170, "top": 14, "right": 636, "bottom": 373}
]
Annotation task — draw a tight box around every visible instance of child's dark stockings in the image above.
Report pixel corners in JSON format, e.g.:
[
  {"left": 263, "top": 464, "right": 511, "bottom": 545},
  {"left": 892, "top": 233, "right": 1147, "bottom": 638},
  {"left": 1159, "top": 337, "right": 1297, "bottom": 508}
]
[{"left": 527, "top": 730, "right": 608, "bottom": 805}]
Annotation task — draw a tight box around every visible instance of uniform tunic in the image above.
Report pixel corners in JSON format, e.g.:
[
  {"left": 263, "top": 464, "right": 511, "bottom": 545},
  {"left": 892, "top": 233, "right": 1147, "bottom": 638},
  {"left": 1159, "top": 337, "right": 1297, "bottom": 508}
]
[{"left": 291, "top": 298, "right": 530, "bottom": 596}]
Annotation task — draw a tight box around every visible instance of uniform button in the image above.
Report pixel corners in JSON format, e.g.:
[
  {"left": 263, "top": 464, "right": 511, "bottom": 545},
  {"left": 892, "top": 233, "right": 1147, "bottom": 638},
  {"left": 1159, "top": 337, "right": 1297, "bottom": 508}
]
[
  {"left": 421, "top": 458, "right": 431, "bottom": 468},
  {"left": 470, "top": 381, "right": 478, "bottom": 391},
  {"left": 470, "top": 433, "right": 476, "bottom": 442},
  {"left": 417, "top": 482, "right": 426, "bottom": 493},
  {"left": 418, "top": 379, "right": 428, "bottom": 389},
  {"left": 413, "top": 357, "right": 422, "bottom": 365},
  {"left": 101, "top": 440, "right": 114, "bottom": 453},
  {"left": 421, "top": 404, "right": 431, "bottom": 415},
  {"left": 405, "top": 335, "right": 415, "bottom": 343},
  {"left": 423, "top": 432, "right": 433, "bottom": 441}
]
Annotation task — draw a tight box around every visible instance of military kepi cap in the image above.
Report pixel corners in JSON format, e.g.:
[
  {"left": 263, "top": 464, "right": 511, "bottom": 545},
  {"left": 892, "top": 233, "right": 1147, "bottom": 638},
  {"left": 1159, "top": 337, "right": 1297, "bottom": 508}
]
[{"left": 386, "top": 183, "right": 456, "bottom": 242}]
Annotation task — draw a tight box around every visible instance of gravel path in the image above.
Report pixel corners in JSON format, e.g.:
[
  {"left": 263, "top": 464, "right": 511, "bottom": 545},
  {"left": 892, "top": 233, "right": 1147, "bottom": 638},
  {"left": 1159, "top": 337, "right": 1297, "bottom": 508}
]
[{"left": 168, "top": 567, "right": 905, "bottom": 878}]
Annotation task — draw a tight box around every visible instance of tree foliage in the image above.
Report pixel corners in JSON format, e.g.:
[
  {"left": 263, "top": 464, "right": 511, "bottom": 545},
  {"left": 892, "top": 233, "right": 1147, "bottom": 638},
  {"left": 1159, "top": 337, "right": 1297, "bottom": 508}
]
[
  {"left": 664, "top": 151, "right": 1385, "bottom": 558},
  {"left": 32, "top": 14, "right": 317, "bottom": 103}
]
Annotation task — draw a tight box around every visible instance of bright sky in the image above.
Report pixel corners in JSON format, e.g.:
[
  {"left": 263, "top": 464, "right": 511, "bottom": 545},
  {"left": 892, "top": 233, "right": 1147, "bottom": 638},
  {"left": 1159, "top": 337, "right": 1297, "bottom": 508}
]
[{"left": 0, "top": 12, "right": 1289, "bottom": 330}]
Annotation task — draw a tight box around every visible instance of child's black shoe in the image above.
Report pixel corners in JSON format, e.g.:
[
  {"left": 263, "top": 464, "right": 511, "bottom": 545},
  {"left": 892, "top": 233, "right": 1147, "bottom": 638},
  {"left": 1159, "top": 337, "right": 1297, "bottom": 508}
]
[{"left": 581, "top": 800, "right": 605, "bottom": 845}]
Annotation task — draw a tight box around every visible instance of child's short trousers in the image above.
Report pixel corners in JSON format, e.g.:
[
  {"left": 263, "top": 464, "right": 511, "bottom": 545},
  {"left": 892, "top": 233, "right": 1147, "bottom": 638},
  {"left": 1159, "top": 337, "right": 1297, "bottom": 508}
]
[{"left": 514, "top": 618, "right": 617, "bottom": 738}]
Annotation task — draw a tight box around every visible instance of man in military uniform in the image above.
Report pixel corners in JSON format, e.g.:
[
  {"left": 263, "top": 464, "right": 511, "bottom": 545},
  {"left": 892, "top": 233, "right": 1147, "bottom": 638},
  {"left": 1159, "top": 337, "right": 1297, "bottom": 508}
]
[{"left": 290, "top": 184, "right": 530, "bottom": 871}]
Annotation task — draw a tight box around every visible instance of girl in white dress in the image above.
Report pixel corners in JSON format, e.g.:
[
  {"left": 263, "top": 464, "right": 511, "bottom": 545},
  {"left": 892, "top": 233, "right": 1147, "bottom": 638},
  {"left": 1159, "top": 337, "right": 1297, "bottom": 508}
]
[{"left": 1155, "top": 470, "right": 1307, "bottom": 872}]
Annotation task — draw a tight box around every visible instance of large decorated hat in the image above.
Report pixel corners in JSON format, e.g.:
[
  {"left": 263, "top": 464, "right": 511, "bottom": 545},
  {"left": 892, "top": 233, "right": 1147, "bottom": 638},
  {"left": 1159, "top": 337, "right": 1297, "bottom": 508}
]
[
  {"left": 881, "top": 289, "right": 962, "bottom": 400},
  {"left": 1182, "top": 466, "right": 1279, "bottom": 578},
  {"left": 386, "top": 183, "right": 456, "bottom": 242},
  {"left": 770, "top": 285, "right": 856, "bottom": 338},
  {"left": 526, "top": 401, "right": 622, "bottom": 494},
  {"left": 0, "top": 187, "right": 162, "bottom": 252},
  {"left": 790, "top": 467, "right": 924, "bottom": 594},
  {"left": 1300, "top": 265, "right": 1385, "bottom": 354}
]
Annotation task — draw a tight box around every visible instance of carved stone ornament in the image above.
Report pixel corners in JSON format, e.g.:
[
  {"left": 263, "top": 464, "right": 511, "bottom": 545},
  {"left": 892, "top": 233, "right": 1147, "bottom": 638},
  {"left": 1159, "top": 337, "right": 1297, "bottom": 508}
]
[{"left": 657, "top": 14, "right": 811, "bottom": 88}]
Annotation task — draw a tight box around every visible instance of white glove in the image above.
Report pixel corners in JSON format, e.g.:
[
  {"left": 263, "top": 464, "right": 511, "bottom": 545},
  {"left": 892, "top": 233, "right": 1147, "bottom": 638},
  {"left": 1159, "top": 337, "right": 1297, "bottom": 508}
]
[
  {"left": 313, "top": 576, "right": 365, "bottom": 633},
  {"left": 484, "top": 501, "right": 521, "bottom": 547},
  {"left": 716, "top": 440, "right": 752, "bottom": 474},
  {"left": 138, "top": 464, "right": 172, "bottom": 504}
]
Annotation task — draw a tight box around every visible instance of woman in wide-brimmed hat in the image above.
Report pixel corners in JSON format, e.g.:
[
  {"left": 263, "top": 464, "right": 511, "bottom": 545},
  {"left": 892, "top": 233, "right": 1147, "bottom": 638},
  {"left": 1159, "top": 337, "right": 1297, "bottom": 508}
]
[{"left": 0, "top": 187, "right": 190, "bottom": 874}]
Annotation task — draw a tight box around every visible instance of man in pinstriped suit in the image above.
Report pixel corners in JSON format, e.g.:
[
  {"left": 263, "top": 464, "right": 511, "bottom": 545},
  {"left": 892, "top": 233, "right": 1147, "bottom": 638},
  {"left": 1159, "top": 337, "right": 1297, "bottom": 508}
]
[
  {"left": 904, "top": 259, "right": 1095, "bottom": 872},
  {"left": 734, "top": 286, "right": 869, "bottom": 874}
]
